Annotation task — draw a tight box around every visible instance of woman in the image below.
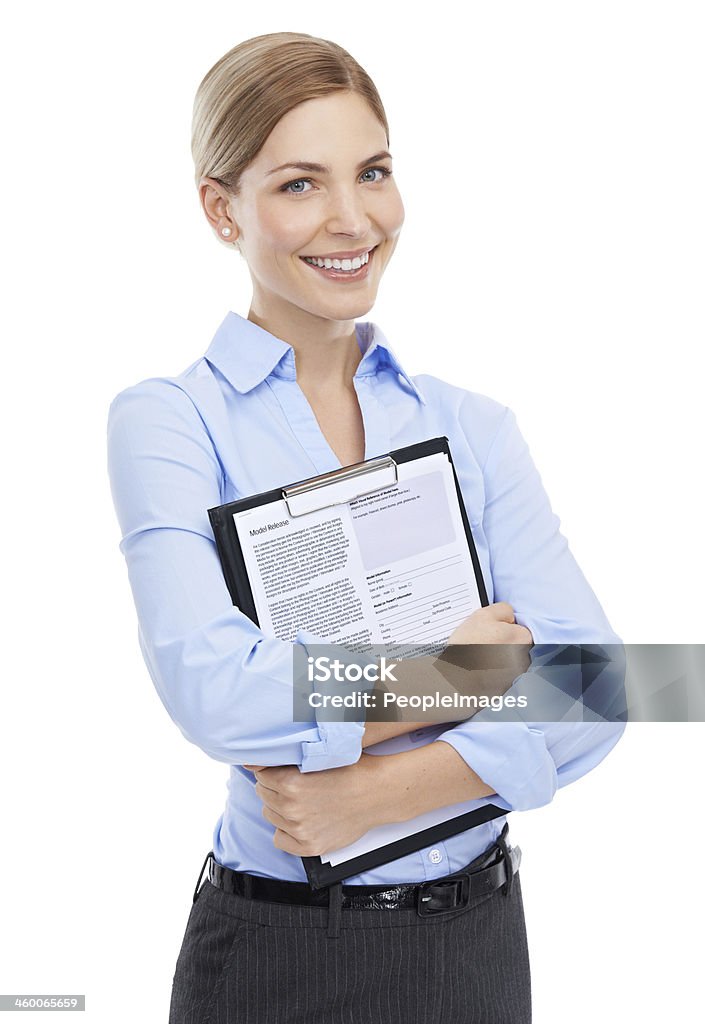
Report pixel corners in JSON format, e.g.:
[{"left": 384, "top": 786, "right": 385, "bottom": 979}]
[{"left": 107, "top": 31, "right": 626, "bottom": 1024}]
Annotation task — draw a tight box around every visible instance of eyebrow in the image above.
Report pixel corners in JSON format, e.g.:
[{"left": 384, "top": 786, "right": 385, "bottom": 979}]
[{"left": 265, "top": 151, "right": 393, "bottom": 177}]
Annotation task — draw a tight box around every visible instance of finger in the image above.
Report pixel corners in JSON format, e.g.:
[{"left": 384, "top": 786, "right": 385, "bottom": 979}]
[
  {"left": 488, "top": 601, "right": 516, "bottom": 623},
  {"left": 254, "top": 780, "right": 289, "bottom": 812},
  {"left": 251, "top": 768, "right": 285, "bottom": 795},
  {"left": 502, "top": 624, "right": 533, "bottom": 645},
  {"left": 273, "top": 828, "right": 320, "bottom": 858},
  {"left": 261, "top": 804, "right": 297, "bottom": 830},
  {"left": 243, "top": 764, "right": 276, "bottom": 785}
]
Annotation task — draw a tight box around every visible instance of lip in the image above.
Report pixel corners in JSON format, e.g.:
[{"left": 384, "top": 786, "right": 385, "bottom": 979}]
[{"left": 299, "top": 245, "right": 378, "bottom": 283}]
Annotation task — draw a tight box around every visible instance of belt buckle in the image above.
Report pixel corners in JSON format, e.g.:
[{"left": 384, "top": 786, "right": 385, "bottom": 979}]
[{"left": 417, "top": 872, "right": 471, "bottom": 917}]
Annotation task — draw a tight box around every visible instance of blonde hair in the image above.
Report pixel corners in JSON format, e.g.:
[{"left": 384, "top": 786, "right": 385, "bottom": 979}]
[{"left": 191, "top": 32, "right": 390, "bottom": 196}]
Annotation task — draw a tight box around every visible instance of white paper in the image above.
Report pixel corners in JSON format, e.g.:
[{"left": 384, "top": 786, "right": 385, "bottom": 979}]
[
  {"left": 320, "top": 797, "right": 487, "bottom": 867},
  {"left": 232, "top": 452, "right": 482, "bottom": 649}
]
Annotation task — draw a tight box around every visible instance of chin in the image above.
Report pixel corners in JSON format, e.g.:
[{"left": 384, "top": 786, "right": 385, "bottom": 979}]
[
  {"left": 321, "top": 303, "right": 375, "bottom": 323},
  {"left": 313, "top": 291, "right": 379, "bottom": 322}
]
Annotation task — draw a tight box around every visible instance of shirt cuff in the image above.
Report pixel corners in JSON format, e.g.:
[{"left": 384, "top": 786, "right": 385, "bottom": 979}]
[
  {"left": 436, "top": 721, "right": 558, "bottom": 811},
  {"left": 296, "top": 629, "right": 367, "bottom": 773},
  {"left": 300, "top": 719, "right": 366, "bottom": 773}
]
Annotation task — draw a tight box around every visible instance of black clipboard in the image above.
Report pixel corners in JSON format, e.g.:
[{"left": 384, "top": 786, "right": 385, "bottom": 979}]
[{"left": 207, "top": 436, "right": 508, "bottom": 888}]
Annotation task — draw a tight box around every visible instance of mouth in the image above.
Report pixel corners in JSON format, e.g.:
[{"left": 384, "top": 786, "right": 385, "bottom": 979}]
[{"left": 298, "top": 245, "right": 378, "bottom": 282}]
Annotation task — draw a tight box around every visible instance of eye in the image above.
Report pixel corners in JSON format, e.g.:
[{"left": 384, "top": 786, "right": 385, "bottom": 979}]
[
  {"left": 281, "top": 178, "right": 314, "bottom": 195},
  {"left": 360, "top": 167, "right": 392, "bottom": 184}
]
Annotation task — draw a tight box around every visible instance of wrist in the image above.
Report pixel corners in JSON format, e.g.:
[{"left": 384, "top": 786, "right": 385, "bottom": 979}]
[{"left": 362, "top": 742, "right": 497, "bottom": 824}]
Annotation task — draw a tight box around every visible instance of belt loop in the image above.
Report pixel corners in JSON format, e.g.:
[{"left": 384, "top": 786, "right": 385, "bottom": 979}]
[
  {"left": 493, "top": 824, "right": 513, "bottom": 898},
  {"left": 193, "top": 851, "right": 214, "bottom": 904},
  {"left": 242, "top": 873, "right": 253, "bottom": 900},
  {"left": 327, "top": 882, "right": 343, "bottom": 939}
]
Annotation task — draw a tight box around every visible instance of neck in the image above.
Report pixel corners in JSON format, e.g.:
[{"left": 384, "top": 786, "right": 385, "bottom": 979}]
[{"left": 247, "top": 297, "right": 363, "bottom": 394}]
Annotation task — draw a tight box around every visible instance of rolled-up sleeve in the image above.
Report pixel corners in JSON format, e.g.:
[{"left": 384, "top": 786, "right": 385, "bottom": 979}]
[
  {"left": 436, "top": 403, "right": 626, "bottom": 811},
  {"left": 106, "top": 379, "right": 364, "bottom": 770}
]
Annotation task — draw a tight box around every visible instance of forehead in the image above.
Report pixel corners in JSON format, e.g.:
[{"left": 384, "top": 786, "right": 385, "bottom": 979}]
[{"left": 252, "top": 92, "right": 387, "bottom": 170}]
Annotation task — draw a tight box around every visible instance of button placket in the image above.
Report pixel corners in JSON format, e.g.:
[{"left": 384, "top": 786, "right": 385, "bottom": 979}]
[
  {"left": 265, "top": 375, "right": 341, "bottom": 476},
  {"left": 353, "top": 375, "right": 391, "bottom": 461}
]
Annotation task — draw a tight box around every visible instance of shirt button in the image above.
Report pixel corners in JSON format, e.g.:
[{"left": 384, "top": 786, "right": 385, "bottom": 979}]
[{"left": 428, "top": 848, "right": 443, "bottom": 864}]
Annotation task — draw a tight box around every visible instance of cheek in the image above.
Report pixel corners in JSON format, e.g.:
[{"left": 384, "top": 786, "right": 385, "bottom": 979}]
[
  {"left": 255, "top": 199, "right": 310, "bottom": 254},
  {"left": 378, "top": 188, "right": 405, "bottom": 237}
]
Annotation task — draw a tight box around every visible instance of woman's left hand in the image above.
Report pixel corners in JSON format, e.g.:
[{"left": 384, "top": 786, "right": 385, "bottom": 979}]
[{"left": 242, "top": 754, "right": 391, "bottom": 857}]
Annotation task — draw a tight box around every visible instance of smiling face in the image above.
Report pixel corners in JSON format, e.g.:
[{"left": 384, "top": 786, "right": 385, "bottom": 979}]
[{"left": 224, "top": 90, "right": 405, "bottom": 329}]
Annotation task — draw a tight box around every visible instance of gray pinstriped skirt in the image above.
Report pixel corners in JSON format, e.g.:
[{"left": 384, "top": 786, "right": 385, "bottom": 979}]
[{"left": 168, "top": 856, "right": 531, "bottom": 1023}]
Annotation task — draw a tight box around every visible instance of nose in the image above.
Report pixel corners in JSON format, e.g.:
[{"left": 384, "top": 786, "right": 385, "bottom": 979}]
[{"left": 324, "top": 184, "right": 372, "bottom": 238}]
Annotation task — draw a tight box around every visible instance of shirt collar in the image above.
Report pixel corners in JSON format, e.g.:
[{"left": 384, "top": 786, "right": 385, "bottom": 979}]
[{"left": 203, "top": 310, "right": 426, "bottom": 405}]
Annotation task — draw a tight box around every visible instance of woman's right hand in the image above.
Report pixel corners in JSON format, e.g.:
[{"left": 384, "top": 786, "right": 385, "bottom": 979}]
[
  {"left": 446, "top": 601, "right": 533, "bottom": 648},
  {"left": 435, "top": 602, "right": 534, "bottom": 698},
  {"left": 363, "top": 603, "right": 534, "bottom": 745}
]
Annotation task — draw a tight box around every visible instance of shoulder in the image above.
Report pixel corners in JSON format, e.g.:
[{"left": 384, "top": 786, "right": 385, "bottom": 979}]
[
  {"left": 411, "top": 371, "right": 514, "bottom": 465},
  {"left": 413, "top": 371, "right": 507, "bottom": 419},
  {"left": 107, "top": 356, "right": 213, "bottom": 431},
  {"left": 106, "top": 358, "right": 226, "bottom": 483}
]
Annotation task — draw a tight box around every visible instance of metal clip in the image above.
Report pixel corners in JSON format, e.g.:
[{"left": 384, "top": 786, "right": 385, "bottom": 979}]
[{"left": 283, "top": 456, "right": 398, "bottom": 517}]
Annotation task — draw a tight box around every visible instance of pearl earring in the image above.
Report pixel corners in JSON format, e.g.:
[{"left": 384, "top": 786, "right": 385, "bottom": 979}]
[{"left": 221, "top": 226, "right": 232, "bottom": 237}]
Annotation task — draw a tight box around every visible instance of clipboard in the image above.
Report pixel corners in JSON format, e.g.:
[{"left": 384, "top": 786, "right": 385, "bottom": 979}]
[{"left": 207, "top": 436, "right": 508, "bottom": 887}]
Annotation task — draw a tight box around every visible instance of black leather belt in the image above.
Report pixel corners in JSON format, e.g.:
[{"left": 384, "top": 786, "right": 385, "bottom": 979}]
[{"left": 198, "top": 832, "right": 521, "bottom": 918}]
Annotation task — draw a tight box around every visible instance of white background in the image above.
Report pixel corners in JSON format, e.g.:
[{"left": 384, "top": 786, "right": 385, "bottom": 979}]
[{"left": 1, "top": 2, "right": 703, "bottom": 1021}]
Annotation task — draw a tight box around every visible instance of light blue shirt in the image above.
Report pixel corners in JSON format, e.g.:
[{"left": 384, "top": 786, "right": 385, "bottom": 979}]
[{"left": 106, "top": 310, "right": 625, "bottom": 884}]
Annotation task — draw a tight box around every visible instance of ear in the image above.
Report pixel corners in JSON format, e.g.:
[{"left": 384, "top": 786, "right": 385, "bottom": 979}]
[{"left": 198, "top": 176, "right": 238, "bottom": 242}]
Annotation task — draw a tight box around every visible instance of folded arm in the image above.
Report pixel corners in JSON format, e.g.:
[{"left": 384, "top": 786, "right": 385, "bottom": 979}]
[
  {"left": 434, "top": 400, "right": 627, "bottom": 812},
  {"left": 107, "top": 379, "right": 377, "bottom": 770}
]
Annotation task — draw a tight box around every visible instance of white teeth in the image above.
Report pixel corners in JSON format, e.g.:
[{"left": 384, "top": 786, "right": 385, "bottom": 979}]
[{"left": 303, "top": 249, "right": 371, "bottom": 271}]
